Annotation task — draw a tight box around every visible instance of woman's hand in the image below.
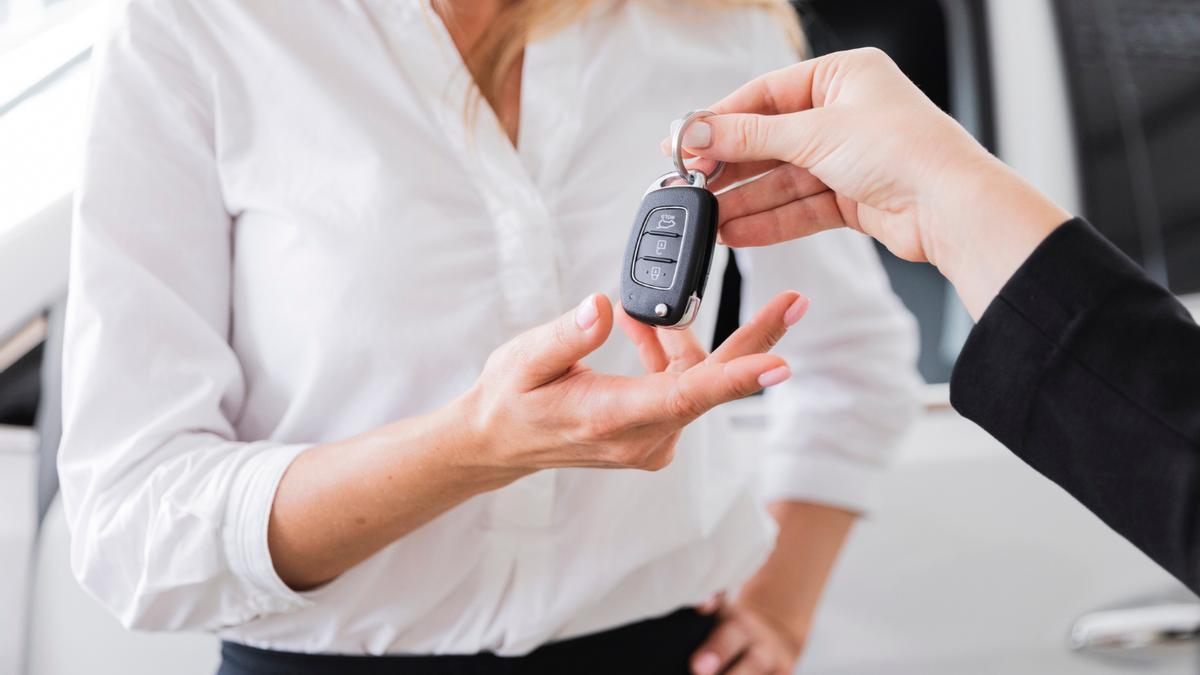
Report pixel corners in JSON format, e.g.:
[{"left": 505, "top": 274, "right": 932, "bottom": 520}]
[
  {"left": 462, "top": 290, "right": 808, "bottom": 474},
  {"left": 270, "top": 291, "right": 805, "bottom": 590},
  {"left": 688, "top": 500, "right": 856, "bottom": 675},
  {"left": 691, "top": 595, "right": 804, "bottom": 675},
  {"left": 670, "top": 47, "right": 1070, "bottom": 318}
]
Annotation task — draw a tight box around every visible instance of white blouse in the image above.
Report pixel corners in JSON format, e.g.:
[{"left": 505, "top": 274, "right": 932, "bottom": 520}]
[{"left": 59, "top": 0, "right": 920, "bottom": 656}]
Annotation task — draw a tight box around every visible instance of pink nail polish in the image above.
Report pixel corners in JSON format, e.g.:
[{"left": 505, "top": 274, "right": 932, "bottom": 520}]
[
  {"left": 784, "top": 295, "right": 810, "bottom": 327},
  {"left": 575, "top": 295, "right": 599, "bottom": 330},
  {"left": 694, "top": 652, "right": 720, "bottom": 675},
  {"left": 758, "top": 365, "right": 791, "bottom": 388},
  {"left": 682, "top": 121, "right": 712, "bottom": 149}
]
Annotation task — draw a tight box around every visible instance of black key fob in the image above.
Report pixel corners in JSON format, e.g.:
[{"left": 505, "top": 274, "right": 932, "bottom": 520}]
[{"left": 620, "top": 171, "right": 719, "bottom": 328}]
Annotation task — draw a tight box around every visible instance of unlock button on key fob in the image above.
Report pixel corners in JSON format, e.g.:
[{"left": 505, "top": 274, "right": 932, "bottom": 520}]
[{"left": 633, "top": 258, "right": 677, "bottom": 289}]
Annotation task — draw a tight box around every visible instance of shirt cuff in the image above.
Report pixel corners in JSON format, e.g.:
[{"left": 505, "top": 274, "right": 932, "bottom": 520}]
[
  {"left": 757, "top": 448, "right": 884, "bottom": 514},
  {"left": 949, "top": 218, "right": 1144, "bottom": 448},
  {"left": 222, "top": 442, "right": 314, "bottom": 617}
]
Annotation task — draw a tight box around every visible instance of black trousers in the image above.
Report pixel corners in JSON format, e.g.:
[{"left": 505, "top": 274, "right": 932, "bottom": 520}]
[{"left": 217, "top": 608, "right": 715, "bottom": 675}]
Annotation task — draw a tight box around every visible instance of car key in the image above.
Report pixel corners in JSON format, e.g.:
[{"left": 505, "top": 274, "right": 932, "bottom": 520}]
[{"left": 620, "top": 110, "right": 725, "bottom": 328}]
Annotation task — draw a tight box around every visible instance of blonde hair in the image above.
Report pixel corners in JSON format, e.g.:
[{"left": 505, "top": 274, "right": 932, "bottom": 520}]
[{"left": 435, "top": 0, "right": 804, "bottom": 125}]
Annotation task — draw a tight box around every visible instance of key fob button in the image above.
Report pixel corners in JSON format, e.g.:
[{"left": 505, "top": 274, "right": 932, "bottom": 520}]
[
  {"left": 633, "top": 258, "right": 677, "bottom": 289},
  {"left": 638, "top": 233, "right": 682, "bottom": 261},
  {"left": 643, "top": 207, "right": 686, "bottom": 236}
]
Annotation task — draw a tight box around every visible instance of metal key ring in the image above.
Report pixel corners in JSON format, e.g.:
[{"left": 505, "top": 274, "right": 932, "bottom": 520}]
[
  {"left": 672, "top": 110, "right": 725, "bottom": 186},
  {"left": 644, "top": 170, "right": 708, "bottom": 196}
]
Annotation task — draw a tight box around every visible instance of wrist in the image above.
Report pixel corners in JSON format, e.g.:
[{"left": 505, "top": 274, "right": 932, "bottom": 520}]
[
  {"left": 735, "top": 501, "right": 857, "bottom": 647},
  {"left": 432, "top": 388, "right": 532, "bottom": 493},
  {"left": 924, "top": 155, "right": 1070, "bottom": 319},
  {"left": 737, "top": 560, "right": 817, "bottom": 648},
  {"left": 736, "top": 587, "right": 810, "bottom": 653}
]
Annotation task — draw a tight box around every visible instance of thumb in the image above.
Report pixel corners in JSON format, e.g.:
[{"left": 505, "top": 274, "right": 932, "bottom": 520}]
[
  {"left": 682, "top": 109, "right": 834, "bottom": 168},
  {"left": 510, "top": 294, "right": 613, "bottom": 389}
]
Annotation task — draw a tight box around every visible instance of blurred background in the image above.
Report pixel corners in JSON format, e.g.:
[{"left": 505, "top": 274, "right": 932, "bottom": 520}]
[{"left": 2, "top": 0, "right": 1199, "bottom": 673}]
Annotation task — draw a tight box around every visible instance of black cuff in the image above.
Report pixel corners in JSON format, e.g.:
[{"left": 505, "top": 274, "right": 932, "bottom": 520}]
[{"left": 949, "top": 218, "right": 1145, "bottom": 449}]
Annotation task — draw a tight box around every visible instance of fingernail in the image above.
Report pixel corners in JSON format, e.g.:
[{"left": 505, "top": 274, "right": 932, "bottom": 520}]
[
  {"left": 575, "top": 295, "right": 599, "bottom": 330},
  {"left": 784, "top": 295, "right": 810, "bottom": 327},
  {"left": 682, "top": 120, "right": 712, "bottom": 149},
  {"left": 758, "top": 365, "right": 792, "bottom": 388},
  {"left": 694, "top": 652, "right": 720, "bottom": 675}
]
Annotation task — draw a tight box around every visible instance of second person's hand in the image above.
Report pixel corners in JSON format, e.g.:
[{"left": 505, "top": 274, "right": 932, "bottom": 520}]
[{"left": 669, "top": 47, "right": 1070, "bottom": 318}]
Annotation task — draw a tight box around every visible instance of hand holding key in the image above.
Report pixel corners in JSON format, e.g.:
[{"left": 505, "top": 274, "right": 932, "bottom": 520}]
[
  {"left": 461, "top": 291, "right": 806, "bottom": 472},
  {"left": 669, "top": 48, "right": 1069, "bottom": 318}
]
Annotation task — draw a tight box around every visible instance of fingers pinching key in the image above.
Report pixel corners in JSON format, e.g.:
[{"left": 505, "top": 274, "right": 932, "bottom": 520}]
[{"left": 672, "top": 110, "right": 725, "bottom": 185}]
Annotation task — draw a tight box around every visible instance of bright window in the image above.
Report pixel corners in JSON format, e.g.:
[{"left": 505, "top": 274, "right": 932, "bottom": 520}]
[{"left": 0, "top": 0, "right": 102, "bottom": 232}]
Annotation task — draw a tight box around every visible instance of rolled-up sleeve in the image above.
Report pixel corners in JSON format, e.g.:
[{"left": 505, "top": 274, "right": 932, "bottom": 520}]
[
  {"left": 58, "top": 0, "right": 311, "bottom": 631},
  {"left": 738, "top": 232, "right": 921, "bottom": 513}
]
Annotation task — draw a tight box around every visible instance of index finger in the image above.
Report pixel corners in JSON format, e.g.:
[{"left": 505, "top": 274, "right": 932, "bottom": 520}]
[
  {"left": 615, "top": 303, "right": 669, "bottom": 373},
  {"left": 655, "top": 327, "right": 707, "bottom": 373},
  {"left": 661, "top": 58, "right": 827, "bottom": 189},
  {"left": 707, "top": 56, "right": 825, "bottom": 117}
]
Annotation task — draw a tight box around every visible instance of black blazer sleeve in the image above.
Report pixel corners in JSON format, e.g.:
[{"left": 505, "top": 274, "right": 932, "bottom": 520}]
[{"left": 950, "top": 218, "right": 1200, "bottom": 592}]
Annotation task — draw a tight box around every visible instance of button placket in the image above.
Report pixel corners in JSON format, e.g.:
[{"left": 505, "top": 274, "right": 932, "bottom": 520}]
[
  {"left": 463, "top": 13, "right": 590, "bottom": 534},
  {"left": 375, "top": 1, "right": 566, "bottom": 530},
  {"left": 370, "top": 1, "right": 568, "bottom": 334}
]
